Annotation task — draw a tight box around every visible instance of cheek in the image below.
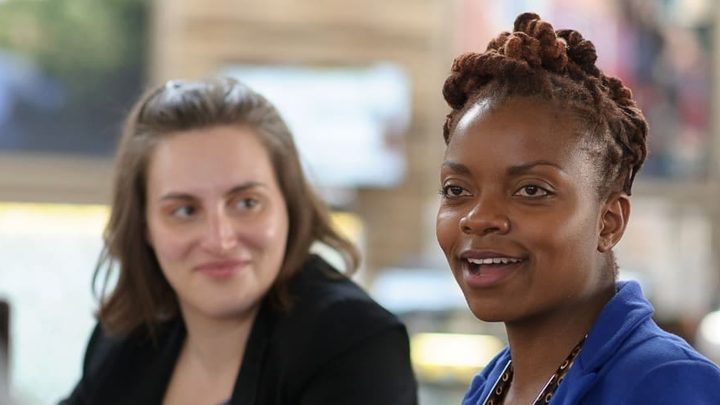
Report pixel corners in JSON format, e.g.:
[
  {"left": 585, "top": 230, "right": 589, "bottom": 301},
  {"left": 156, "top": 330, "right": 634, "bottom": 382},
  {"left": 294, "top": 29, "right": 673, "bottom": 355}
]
[
  {"left": 245, "top": 208, "right": 289, "bottom": 253},
  {"left": 436, "top": 209, "right": 458, "bottom": 255},
  {"left": 147, "top": 221, "right": 192, "bottom": 265},
  {"left": 530, "top": 211, "right": 599, "bottom": 264}
]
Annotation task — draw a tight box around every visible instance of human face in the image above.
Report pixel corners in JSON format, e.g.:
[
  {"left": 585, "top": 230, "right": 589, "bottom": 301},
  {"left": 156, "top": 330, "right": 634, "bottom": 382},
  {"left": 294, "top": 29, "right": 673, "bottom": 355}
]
[
  {"left": 145, "top": 125, "right": 289, "bottom": 321},
  {"left": 436, "top": 97, "right": 611, "bottom": 323}
]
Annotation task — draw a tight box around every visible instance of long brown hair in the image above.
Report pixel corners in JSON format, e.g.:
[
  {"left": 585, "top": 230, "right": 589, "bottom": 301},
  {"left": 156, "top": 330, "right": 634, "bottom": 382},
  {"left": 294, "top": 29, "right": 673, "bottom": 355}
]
[{"left": 94, "top": 77, "right": 359, "bottom": 337}]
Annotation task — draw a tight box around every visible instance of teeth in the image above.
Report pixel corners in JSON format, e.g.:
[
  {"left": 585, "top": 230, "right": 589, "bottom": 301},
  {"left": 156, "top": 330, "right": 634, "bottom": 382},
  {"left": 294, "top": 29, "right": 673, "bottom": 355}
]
[{"left": 467, "top": 257, "right": 522, "bottom": 265}]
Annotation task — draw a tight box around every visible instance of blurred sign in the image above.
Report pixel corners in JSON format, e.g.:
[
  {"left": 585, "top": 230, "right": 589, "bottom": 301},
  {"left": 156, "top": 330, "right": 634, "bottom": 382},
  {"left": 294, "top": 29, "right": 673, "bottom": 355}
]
[{"left": 224, "top": 63, "right": 411, "bottom": 188}]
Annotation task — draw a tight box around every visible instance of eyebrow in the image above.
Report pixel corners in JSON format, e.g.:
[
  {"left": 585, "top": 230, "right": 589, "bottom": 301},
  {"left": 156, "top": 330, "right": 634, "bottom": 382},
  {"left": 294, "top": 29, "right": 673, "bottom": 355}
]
[
  {"left": 441, "top": 161, "right": 472, "bottom": 175},
  {"left": 441, "top": 160, "right": 564, "bottom": 176},
  {"left": 506, "top": 160, "right": 564, "bottom": 176},
  {"left": 159, "top": 181, "right": 265, "bottom": 201}
]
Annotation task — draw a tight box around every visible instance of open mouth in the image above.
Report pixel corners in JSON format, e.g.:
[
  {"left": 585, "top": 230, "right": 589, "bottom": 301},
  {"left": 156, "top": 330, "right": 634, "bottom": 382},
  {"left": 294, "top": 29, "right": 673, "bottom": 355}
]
[{"left": 466, "top": 257, "right": 524, "bottom": 274}]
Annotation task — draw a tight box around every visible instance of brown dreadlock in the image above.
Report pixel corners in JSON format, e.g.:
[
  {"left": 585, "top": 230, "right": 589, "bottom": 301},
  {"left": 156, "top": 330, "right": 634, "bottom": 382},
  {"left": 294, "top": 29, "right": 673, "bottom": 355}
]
[{"left": 442, "top": 12, "right": 649, "bottom": 197}]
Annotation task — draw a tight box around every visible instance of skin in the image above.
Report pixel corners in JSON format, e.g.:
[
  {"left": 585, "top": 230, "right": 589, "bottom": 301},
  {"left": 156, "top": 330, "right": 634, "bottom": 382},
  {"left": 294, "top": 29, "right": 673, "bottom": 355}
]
[
  {"left": 436, "top": 97, "right": 629, "bottom": 403},
  {"left": 145, "top": 125, "right": 289, "bottom": 405}
]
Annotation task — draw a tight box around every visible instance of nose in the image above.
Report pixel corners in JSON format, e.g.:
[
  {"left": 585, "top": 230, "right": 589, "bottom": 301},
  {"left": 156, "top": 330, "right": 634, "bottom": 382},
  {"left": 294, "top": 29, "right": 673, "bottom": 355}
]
[
  {"left": 200, "top": 208, "right": 238, "bottom": 253},
  {"left": 459, "top": 195, "right": 511, "bottom": 235}
]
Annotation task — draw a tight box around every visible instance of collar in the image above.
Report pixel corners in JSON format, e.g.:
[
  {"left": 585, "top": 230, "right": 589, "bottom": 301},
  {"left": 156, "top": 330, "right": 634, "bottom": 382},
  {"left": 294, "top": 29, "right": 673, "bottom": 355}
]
[{"left": 576, "top": 280, "right": 654, "bottom": 372}]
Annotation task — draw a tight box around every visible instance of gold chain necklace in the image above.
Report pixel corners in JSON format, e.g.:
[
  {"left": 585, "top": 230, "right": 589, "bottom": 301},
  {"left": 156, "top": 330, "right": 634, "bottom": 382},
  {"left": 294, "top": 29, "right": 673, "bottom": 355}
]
[{"left": 483, "top": 335, "right": 587, "bottom": 405}]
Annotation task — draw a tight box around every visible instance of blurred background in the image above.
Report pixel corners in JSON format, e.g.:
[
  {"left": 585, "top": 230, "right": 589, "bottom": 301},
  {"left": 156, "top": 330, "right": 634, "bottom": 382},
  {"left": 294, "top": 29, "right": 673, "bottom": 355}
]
[{"left": 1, "top": 0, "right": 719, "bottom": 404}]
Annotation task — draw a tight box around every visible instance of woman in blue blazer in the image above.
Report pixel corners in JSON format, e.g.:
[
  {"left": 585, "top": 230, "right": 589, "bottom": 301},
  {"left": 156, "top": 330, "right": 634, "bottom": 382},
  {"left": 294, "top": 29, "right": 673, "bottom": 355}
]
[{"left": 436, "top": 12, "right": 720, "bottom": 404}]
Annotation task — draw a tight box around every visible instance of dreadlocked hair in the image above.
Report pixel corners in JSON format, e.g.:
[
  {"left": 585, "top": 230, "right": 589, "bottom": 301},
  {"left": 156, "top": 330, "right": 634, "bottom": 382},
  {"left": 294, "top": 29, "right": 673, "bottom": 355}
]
[{"left": 442, "top": 12, "right": 648, "bottom": 196}]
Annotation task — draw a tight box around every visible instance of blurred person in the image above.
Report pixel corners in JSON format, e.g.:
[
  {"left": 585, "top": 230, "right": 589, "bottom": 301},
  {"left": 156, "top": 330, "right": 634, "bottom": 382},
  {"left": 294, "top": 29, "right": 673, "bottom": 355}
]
[
  {"left": 436, "top": 12, "right": 720, "bottom": 404},
  {"left": 60, "top": 77, "right": 417, "bottom": 405}
]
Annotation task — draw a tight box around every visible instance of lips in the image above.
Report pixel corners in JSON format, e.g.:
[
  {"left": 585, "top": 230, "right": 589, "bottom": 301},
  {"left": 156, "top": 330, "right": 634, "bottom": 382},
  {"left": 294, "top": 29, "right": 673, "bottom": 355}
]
[
  {"left": 458, "top": 250, "right": 526, "bottom": 288},
  {"left": 194, "top": 259, "right": 249, "bottom": 278}
]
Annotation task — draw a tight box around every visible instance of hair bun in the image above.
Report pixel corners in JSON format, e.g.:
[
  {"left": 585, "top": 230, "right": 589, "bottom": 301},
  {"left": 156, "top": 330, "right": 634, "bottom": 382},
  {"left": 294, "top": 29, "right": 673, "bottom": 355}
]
[
  {"left": 605, "top": 76, "right": 634, "bottom": 106},
  {"left": 513, "top": 12, "right": 542, "bottom": 32},
  {"left": 507, "top": 13, "right": 568, "bottom": 72},
  {"left": 504, "top": 33, "right": 542, "bottom": 67},
  {"left": 556, "top": 29, "right": 600, "bottom": 77},
  {"left": 443, "top": 52, "right": 483, "bottom": 109}
]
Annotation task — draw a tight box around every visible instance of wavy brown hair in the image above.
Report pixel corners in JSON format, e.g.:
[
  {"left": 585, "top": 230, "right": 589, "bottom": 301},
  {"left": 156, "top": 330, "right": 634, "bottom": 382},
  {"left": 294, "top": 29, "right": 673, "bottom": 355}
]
[
  {"left": 94, "top": 77, "right": 360, "bottom": 338},
  {"left": 443, "top": 12, "right": 649, "bottom": 197}
]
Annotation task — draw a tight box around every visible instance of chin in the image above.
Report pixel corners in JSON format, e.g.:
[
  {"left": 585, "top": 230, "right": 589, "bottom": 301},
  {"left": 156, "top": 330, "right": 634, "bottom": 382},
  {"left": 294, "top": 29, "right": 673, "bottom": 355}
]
[
  {"left": 470, "top": 311, "right": 506, "bottom": 323},
  {"left": 196, "top": 298, "right": 260, "bottom": 320},
  {"left": 466, "top": 298, "right": 512, "bottom": 323}
]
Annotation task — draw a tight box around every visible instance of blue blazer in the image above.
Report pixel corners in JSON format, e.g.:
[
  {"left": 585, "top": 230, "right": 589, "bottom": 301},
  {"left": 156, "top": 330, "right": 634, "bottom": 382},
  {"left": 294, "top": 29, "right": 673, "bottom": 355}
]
[{"left": 464, "top": 281, "right": 720, "bottom": 404}]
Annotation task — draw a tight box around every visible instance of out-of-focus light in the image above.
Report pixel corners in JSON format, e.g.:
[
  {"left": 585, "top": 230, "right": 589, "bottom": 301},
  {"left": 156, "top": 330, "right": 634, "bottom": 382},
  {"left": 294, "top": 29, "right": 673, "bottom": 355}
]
[
  {"left": 411, "top": 333, "right": 504, "bottom": 384},
  {"left": 697, "top": 309, "right": 720, "bottom": 365},
  {"left": 310, "top": 211, "right": 364, "bottom": 276},
  {"left": 698, "top": 310, "right": 720, "bottom": 345},
  {"left": 0, "top": 202, "right": 108, "bottom": 236},
  {"left": 330, "top": 211, "right": 363, "bottom": 244}
]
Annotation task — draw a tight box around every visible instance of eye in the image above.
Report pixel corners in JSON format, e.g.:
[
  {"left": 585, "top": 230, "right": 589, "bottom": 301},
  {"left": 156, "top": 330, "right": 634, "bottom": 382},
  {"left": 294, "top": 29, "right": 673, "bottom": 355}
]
[
  {"left": 440, "top": 184, "right": 471, "bottom": 198},
  {"left": 170, "top": 205, "right": 196, "bottom": 219},
  {"left": 231, "top": 196, "right": 260, "bottom": 211},
  {"left": 514, "top": 184, "right": 551, "bottom": 198}
]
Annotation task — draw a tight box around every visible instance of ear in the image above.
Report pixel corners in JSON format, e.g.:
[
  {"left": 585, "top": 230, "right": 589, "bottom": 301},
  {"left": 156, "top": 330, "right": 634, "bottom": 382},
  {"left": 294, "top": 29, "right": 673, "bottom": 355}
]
[{"left": 597, "top": 193, "right": 630, "bottom": 252}]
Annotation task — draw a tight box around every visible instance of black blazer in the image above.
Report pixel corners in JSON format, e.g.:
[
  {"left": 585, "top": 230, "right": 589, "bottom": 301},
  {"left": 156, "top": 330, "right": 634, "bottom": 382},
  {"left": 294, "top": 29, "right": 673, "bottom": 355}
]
[{"left": 61, "top": 255, "right": 418, "bottom": 404}]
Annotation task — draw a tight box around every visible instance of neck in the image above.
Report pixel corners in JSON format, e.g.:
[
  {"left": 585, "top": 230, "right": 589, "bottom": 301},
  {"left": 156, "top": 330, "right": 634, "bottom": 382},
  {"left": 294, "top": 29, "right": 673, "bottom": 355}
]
[
  {"left": 180, "top": 304, "right": 259, "bottom": 375},
  {"left": 504, "top": 283, "right": 614, "bottom": 399}
]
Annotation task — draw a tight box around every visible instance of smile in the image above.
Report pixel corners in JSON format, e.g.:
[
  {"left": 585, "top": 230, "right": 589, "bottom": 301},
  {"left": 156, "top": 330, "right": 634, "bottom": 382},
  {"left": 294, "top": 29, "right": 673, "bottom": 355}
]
[
  {"left": 467, "top": 257, "right": 523, "bottom": 265},
  {"left": 460, "top": 255, "right": 525, "bottom": 288},
  {"left": 194, "top": 259, "right": 249, "bottom": 278}
]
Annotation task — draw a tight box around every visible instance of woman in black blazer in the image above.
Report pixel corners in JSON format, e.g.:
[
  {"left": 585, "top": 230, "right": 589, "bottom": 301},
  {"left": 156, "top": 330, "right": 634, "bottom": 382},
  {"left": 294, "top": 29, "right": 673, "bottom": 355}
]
[{"left": 61, "top": 77, "right": 417, "bottom": 405}]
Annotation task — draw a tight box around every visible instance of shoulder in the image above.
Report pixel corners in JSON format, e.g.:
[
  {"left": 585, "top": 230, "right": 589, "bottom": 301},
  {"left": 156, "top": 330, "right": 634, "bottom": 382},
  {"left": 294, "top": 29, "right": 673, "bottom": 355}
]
[
  {"left": 60, "top": 323, "right": 132, "bottom": 403},
  {"left": 79, "top": 323, "right": 136, "bottom": 384},
  {"left": 61, "top": 320, "right": 182, "bottom": 404},
  {"left": 624, "top": 359, "right": 720, "bottom": 403},
  {"left": 610, "top": 319, "right": 717, "bottom": 375},
  {"left": 83, "top": 319, "right": 180, "bottom": 371},
  {"left": 583, "top": 319, "right": 720, "bottom": 402},
  {"left": 282, "top": 254, "right": 403, "bottom": 333},
  {"left": 261, "top": 255, "right": 416, "bottom": 404},
  {"left": 269, "top": 254, "right": 407, "bottom": 370}
]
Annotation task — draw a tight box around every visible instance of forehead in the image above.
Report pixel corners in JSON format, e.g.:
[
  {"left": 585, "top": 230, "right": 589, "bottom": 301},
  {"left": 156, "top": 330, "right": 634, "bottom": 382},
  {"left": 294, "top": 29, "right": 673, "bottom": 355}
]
[
  {"left": 447, "top": 97, "right": 588, "bottom": 167},
  {"left": 146, "top": 125, "right": 277, "bottom": 192}
]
